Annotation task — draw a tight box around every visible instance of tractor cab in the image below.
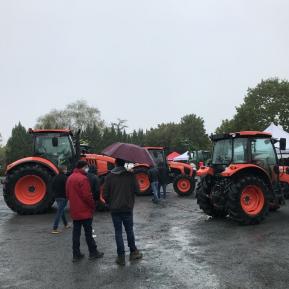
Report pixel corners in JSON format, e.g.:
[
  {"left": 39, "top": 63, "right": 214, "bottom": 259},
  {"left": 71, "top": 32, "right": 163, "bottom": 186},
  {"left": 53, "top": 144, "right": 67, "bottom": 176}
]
[
  {"left": 210, "top": 131, "right": 279, "bottom": 176},
  {"left": 144, "top": 147, "right": 167, "bottom": 167},
  {"left": 30, "top": 129, "right": 77, "bottom": 171}
]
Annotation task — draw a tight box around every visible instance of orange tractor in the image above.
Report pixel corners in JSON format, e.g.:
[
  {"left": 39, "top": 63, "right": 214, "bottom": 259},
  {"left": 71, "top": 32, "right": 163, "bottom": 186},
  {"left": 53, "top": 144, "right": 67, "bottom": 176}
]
[
  {"left": 133, "top": 147, "right": 196, "bottom": 196},
  {"left": 3, "top": 129, "right": 115, "bottom": 214},
  {"left": 196, "top": 131, "right": 289, "bottom": 224}
]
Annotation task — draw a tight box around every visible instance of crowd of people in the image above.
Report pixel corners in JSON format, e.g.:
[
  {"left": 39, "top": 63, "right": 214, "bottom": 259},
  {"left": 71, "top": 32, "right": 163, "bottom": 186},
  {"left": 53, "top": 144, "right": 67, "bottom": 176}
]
[{"left": 51, "top": 159, "right": 145, "bottom": 265}]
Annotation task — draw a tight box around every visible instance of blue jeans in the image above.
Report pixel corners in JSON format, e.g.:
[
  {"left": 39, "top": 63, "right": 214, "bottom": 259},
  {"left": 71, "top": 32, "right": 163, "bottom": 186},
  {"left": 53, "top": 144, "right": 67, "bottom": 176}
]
[
  {"left": 151, "top": 181, "right": 159, "bottom": 201},
  {"left": 158, "top": 183, "right": 167, "bottom": 199},
  {"left": 111, "top": 212, "right": 137, "bottom": 256},
  {"left": 53, "top": 198, "right": 68, "bottom": 230}
]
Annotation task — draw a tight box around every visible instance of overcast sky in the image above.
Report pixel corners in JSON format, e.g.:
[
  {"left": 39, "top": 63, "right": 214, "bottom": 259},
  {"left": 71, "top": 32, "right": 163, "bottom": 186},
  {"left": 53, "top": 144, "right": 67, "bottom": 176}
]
[{"left": 1, "top": 0, "right": 289, "bottom": 143}]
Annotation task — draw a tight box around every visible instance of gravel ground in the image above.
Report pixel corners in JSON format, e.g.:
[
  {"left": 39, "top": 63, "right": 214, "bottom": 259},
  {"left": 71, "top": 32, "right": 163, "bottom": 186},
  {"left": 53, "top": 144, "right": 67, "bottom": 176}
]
[{"left": 1, "top": 181, "right": 289, "bottom": 289}]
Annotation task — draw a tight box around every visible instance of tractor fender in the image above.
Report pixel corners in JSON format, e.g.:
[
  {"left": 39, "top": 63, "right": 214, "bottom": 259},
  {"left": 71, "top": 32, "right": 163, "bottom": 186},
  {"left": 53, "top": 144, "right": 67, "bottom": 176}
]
[
  {"left": 6, "top": 157, "right": 59, "bottom": 175},
  {"left": 197, "top": 166, "right": 214, "bottom": 177},
  {"left": 221, "top": 164, "right": 271, "bottom": 185},
  {"left": 169, "top": 161, "right": 194, "bottom": 177}
]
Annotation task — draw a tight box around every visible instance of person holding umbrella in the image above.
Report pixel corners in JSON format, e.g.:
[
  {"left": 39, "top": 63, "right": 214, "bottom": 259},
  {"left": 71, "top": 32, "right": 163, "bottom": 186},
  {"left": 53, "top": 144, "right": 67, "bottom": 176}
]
[
  {"left": 102, "top": 143, "right": 155, "bottom": 265},
  {"left": 103, "top": 158, "right": 143, "bottom": 266}
]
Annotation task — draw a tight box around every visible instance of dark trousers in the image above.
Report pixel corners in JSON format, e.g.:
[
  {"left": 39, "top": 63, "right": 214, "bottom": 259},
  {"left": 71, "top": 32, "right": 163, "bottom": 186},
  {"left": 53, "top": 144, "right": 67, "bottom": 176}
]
[
  {"left": 53, "top": 198, "right": 68, "bottom": 230},
  {"left": 72, "top": 219, "right": 97, "bottom": 257},
  {"left": 111, "top": 212, "right": 137, "bottom": 256},
  {"left": 158, "top": 183, "right": 167, "bottom": 198}
]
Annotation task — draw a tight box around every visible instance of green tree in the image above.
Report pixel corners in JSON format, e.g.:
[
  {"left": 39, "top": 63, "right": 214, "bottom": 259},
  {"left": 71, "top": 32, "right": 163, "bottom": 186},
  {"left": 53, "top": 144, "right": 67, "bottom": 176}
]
[
  {"left": 216, "top": 78, "right": 289, "bottom": 133},
  {"left": 5, "top": 123, "right": 33, "bottom": 164},
  {"left": 178, "top": 114, "right": 210, "bottom": 151},
  {"left": 36, "top": 100, "right": 104, "bottom": 131}
]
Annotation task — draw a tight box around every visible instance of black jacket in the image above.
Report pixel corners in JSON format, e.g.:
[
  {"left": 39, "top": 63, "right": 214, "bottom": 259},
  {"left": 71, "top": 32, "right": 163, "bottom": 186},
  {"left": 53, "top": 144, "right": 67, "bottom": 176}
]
[
  {"left": 87, "top": 173, "right": 100, "bottom": 202},
  {"left": 103, "top": 167, "right": 139, "bottom": 213},
  {"left": 158, "top": 166, "right": 169, "bottom": 185},
  {"left": 52, "top": 173, "right": 68, "bottom": 199},
  {"left": 148, "top": 167, "right": 159, "bottom": 183}
]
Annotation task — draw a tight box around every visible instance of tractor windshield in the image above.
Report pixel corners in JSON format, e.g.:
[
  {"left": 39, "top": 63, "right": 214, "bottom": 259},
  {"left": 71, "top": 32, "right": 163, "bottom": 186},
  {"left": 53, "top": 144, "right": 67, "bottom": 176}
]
[
  {"left": 34, "top": 134, "right": 74, "bottom": 168},
  {"left": 212, "top": 139, "right": 232, "bottom": 165},
  {"left": 148, "top": 149, "right": 166, "bottom": 166}
]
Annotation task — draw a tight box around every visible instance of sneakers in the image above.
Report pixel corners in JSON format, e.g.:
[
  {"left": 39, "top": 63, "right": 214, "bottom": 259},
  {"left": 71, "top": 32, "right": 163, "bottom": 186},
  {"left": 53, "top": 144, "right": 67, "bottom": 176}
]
[
  {"left": 89, "top": 250, "right": 104, "bottom": 260},
  {"left": 65, "top": 224, "right": 71, "bottom": 229},
  {"left": 115, "top": 255, "right": 125, "bottom": 266},
  {"left": 72, "top": 253, "right": 85, "bottom": 263},
  {"left": 130, "top": 250, "right": 143, "bottom": 261},
  {"left": 51, "top": 229, "right": 60, "bottom": 234}
]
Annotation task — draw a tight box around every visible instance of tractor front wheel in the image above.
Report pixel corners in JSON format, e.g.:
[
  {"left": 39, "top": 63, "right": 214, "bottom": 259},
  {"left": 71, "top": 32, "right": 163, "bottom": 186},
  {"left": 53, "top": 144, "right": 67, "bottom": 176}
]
[
  {"left": 3, "top": 164, "right": 55, "bottom": 215},
  {"left": 173, "top": 175, "right": 195, "bottom": 196},
  {"left": 196, "top": 181, "right": 227, "bottom": 218},
  {"left": 227, "top": 175, "right": 269, "bottom": 225}
]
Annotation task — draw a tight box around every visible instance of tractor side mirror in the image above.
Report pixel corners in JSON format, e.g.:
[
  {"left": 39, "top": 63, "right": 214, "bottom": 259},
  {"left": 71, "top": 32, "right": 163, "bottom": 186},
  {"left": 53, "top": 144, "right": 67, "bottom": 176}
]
[
  {"left": 52, "top": 137, "right": 59, "bottom": 147},
  {"left": 280, "top": 138, "right": 286, "bottom": 151}
]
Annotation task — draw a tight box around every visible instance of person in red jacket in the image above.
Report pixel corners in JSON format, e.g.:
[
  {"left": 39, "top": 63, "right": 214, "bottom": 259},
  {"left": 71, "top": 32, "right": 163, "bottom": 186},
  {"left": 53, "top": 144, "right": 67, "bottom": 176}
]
[{"left": 66, "top": 160, "right": 104, "bottom": 262}]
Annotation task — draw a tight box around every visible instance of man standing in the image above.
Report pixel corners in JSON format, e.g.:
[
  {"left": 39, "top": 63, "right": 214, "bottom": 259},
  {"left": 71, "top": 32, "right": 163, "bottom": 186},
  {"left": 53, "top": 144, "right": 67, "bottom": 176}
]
[
  {"left": 103, "top": 158, "right": 143, "bottom": 266},
  {"left": 158, "top": 161, "right": 169, "bottom": 199},
  {"left": 148, "top": 165, "right": 160, "bottom": 203},
  {"left": 66, "top": 160, "right": 104, "bottom": 263},
  {"left": 51, "top": 165, "right": 70, "bottom": 234}
]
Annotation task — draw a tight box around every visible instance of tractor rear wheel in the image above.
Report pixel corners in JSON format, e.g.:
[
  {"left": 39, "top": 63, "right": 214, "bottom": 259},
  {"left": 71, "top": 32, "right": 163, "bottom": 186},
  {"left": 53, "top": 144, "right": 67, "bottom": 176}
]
[
  {"left": 3, "top": 164, "right": 55, "bottom": 215},
  {"left": 134, "top": 168, "right": 152, "bottom": 195},
  {"left": 227, "top": 175, "right": 269, "bottom": 225},
  {"left": 196, "top": 181, "right": 227, "bottom": 218},
  {"left": 173, "top": 175, "right": 195, "bottom": 196}
]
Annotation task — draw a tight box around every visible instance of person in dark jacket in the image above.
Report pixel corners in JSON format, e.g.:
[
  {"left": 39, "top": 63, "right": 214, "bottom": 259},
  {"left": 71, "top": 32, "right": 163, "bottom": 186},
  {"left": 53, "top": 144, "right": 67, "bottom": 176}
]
[
  {"left": 148, "top": 166, "right": 160, "bottom": 203},
  {"left": 66, "top": 160, "right": 104, "bottom": 263},
  {"left": 87, "top": 165, "right": 100, "bottom": 204},
  {"left": 51, "top": 165, "right": 70, "bottom": 234},
  {"left": 103, "top": 158, "right": 143, "bottom": 266},
  {"left": 158, "top": 161, "right": 169, "bottom": 199}
]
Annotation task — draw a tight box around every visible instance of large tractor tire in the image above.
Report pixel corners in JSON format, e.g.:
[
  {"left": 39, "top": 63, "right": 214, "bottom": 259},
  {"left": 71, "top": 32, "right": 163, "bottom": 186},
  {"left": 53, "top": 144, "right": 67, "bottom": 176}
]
[
  {"left": 227, "top": 175, "right": 269, "bottom": 225},
  {"left": 196, "top": 181, "right": 227, "bottom": 218},
  {"left": 173, "top": 175, "right": 195, "bottom": 196},
  {"left": 134, "top": 168, "right": 152, "bottom": 196},
  {"left": 3, "top": 164, "right": 55, "bottom": 215}
]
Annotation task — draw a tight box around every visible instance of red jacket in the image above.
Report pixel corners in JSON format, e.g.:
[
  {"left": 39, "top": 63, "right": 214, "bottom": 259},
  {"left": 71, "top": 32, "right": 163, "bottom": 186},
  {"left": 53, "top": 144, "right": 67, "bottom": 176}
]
[{"left": 66, "top": 168, "right": 95, "bottom": 220}]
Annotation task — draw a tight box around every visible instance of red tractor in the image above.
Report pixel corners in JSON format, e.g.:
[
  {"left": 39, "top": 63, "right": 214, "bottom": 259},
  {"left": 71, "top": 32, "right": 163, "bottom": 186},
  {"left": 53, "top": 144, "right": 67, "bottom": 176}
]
[
  {"left": 3, "top": 129, "right": 115, "bottom": 214},
  {"left": 196, "top": 131, "right": 289, "bottom": 225},
  {"left": 133, "top": 147, "right": 196, "bottom": 196}
]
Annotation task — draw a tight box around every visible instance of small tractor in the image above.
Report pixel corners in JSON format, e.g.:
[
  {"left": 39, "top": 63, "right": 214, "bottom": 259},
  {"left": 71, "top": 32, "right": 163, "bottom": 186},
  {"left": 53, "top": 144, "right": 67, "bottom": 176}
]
[
  {"left": 196, "top": 131, "right": 289, "bottom": 225},
  {"left": 133, "top": 147, "right": 196, "bottom": 196},
  {"left": 3, "top": 129, "right": 115, "bottom": 214}
]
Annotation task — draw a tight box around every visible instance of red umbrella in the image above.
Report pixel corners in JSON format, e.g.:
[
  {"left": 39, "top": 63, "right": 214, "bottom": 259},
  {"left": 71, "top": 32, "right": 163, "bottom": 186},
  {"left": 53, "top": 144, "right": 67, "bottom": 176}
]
[{"left": 102, "top": 142, "right": 156, "bottom": 166}]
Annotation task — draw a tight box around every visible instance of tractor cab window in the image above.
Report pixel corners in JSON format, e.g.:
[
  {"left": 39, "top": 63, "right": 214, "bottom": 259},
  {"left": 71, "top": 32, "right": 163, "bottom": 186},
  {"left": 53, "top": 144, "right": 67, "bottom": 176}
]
[
  {"left": 34, "top": 134, "right": 73, "bottom": 168},
  {"left": 233, "top": 138, "right": 248, "bottom": 163},
  {"left": 212, "top": 139, "right": 232, "bottom": 165},
  {"left": 251, "top": 138, "right": 276, "bottom": 167},
  {"left": 149, "top": 150, "right": 166, "bottom": 166}
]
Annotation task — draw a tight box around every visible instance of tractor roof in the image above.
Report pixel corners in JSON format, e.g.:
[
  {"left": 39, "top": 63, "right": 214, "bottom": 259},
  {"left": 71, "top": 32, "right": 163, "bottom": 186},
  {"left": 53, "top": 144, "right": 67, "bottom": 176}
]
[
  {"left": 29, "top": 128, "right": 73, "bottom": 135},
  {"left": 144, "top": 146, "right": 165, "bottom": 150},
  {"left": 211, "top": 131, "right": 272, "bottom": 141}
]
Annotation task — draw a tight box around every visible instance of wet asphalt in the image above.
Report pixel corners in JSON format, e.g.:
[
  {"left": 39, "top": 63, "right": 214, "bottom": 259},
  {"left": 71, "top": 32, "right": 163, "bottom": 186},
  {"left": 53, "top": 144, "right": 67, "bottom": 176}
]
[{"left": 1, "top": 181, "right": 289, "bottom": 289}]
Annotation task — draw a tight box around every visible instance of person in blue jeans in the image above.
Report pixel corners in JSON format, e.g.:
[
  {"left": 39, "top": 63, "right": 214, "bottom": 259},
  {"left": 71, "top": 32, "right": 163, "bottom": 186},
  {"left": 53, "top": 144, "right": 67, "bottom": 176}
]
[
  {"left": 104, "top": 158, "right": 143, "bottom": 266},
  {"left": 51, "top": 165, "right": 70, "bottom": 234},
  {"left": 148, "top": 166, "right": 160, "bottom": 203},
  {"left": 157, "top": 161, "right": 169, "bottom": 199}
]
